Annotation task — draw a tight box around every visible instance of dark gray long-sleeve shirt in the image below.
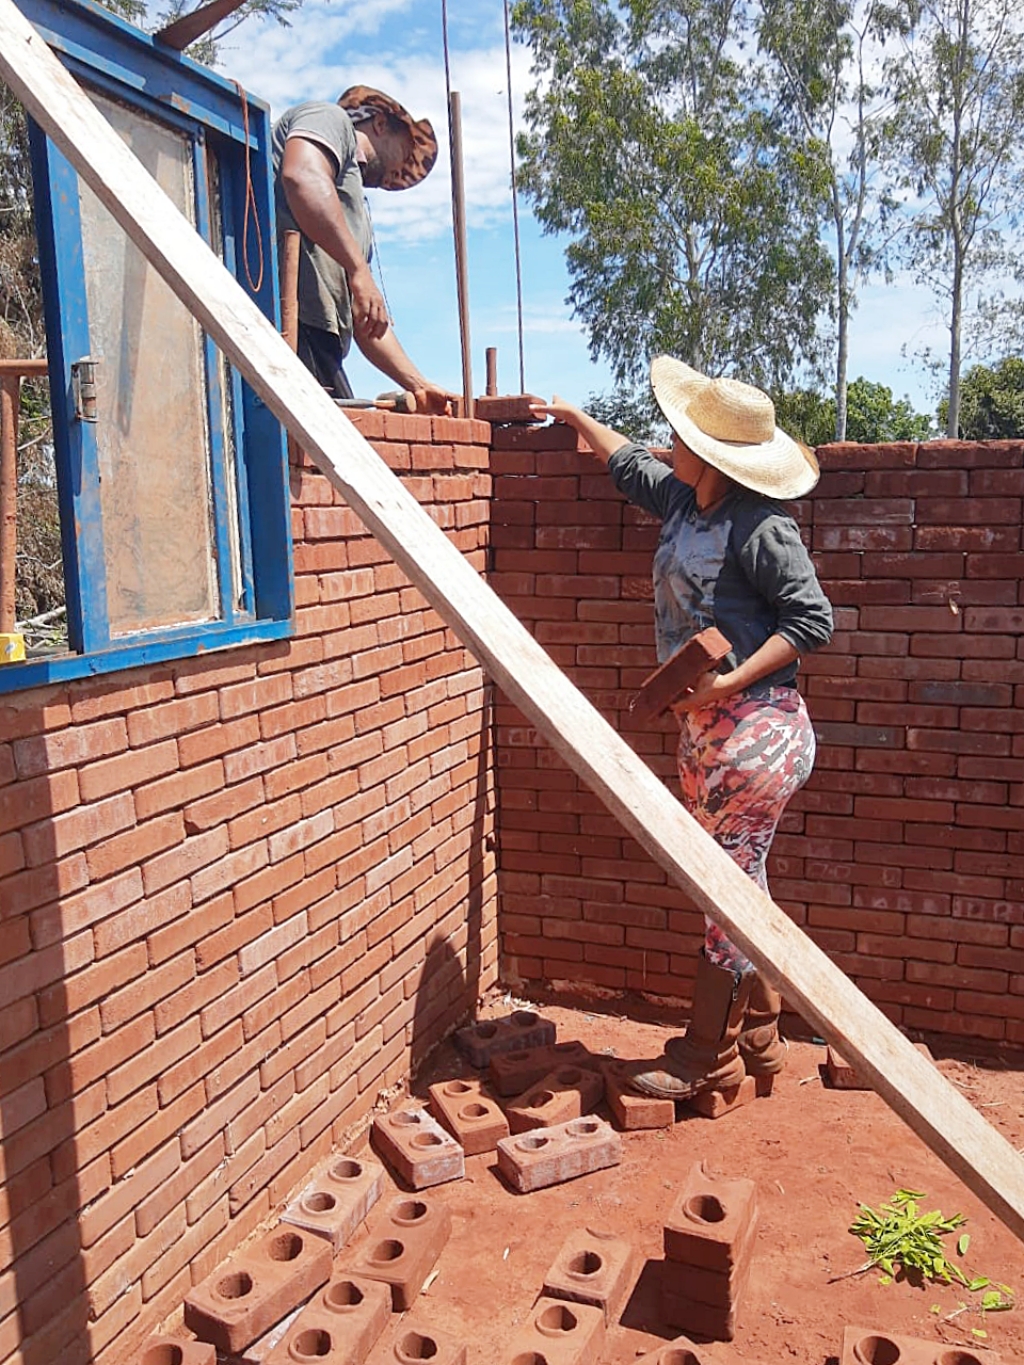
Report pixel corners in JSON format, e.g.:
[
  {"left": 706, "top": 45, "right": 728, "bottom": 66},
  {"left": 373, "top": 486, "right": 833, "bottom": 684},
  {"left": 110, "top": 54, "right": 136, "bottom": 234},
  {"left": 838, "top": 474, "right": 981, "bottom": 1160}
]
[{"left": 607, "top": 443, "right": 833, "bottom": 688}]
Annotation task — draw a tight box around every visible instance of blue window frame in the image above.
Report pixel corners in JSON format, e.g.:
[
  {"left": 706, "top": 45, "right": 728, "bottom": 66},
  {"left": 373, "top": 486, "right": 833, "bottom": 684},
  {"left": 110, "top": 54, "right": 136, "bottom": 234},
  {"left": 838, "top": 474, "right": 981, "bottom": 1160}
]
[{"left": 2, "top": 0, "right": 292, "bottom": 694}]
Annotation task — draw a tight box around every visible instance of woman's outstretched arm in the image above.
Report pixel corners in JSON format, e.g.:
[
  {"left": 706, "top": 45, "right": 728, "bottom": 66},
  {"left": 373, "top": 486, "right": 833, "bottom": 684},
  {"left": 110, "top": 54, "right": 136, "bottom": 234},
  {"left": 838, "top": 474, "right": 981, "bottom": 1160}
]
[{"left": 529, "top": 396, "right": 630, "bottom": 466}]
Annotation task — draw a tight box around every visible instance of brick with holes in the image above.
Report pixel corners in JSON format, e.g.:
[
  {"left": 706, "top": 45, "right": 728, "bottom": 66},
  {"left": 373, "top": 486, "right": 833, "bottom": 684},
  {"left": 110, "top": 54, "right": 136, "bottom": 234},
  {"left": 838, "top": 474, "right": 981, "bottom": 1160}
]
[
  {"left": 344, "top": 1195, "right": 452, "bottom": 1311},
  {"left": 280, "top": 1153, "right": 385, "bottom": 1251},
  {"left": 841, "top": 1325, "right": 1000, "bottom": 1365},
  {"left": 371, "top": 1104, "right": 465, "bottom": 1189},
  {"left": 541, "top": 1227, "right": 634, "bottom": 1323},
  {"left": 489, "top": 1040, "right": 596, "bottom": 1097},
  {"left": 183, "top": 1225, "right": 332, "bottom": 1353},
  {"left": 500, "top": 1296, "right": 605, "bottom": 1365},
  {"left": 506, "top": 1064, "right": 604, "bottom": 1134},
  {"left": 263, "top": 1274, "right": 391, "bottom": 1365},
  {"left": 600, "top": 1058, "right": 674, "bottom": 1130},
  {"left": 454, "top": 1009, "right": 557, "bottom": 1067},
  {"left": 427, "top": 1077, "right": 509, "bottom": 1155},
  {"left": 496, "top": 1116, "right": 621, "bottom": 1194},
  {"left": 135, "top": 1340, "right": 215, "bottom": 1365},
  {"left": 365, "top": 1319, "right": 469, "bottom": 1365}
]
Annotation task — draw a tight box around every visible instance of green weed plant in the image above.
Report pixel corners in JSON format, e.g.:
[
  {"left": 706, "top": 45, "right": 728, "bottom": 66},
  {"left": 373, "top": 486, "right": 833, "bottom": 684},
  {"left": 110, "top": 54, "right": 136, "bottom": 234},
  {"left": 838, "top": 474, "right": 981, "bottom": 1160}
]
[{"left": 848, "top": 1188, "right": 1014, "bottom": 1329}]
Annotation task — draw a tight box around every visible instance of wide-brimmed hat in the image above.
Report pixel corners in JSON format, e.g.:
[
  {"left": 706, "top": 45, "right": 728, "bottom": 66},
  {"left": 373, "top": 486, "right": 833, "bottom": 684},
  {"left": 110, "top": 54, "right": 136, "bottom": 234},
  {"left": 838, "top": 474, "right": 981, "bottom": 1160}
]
[
  {"left": 650, "top": 355, "right": 819, "bottom": 500},
  {"left": 338, "top": 85, "right": 438, "bottom": 191}
]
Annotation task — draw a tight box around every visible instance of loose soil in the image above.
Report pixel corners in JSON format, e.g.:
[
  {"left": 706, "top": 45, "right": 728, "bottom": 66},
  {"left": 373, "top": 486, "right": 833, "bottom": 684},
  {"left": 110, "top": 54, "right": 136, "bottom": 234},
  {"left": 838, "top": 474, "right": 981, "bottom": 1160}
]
[
  {"left": 202, "top": 996, "right": 1024, "bottom": 1365},
  {"left": 364, "top": 999, "right": 1024, "bottom": 1364}
]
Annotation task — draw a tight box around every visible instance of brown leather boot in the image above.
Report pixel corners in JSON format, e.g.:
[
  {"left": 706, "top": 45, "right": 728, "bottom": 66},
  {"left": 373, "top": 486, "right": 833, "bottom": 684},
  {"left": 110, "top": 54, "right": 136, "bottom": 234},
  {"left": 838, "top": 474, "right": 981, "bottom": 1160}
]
[
  {"left": 737, "top": 974, "right": 786, "bottom": 1075},
  {"left": 629, "top": 955, "right": 753, "bottom": 1100}
]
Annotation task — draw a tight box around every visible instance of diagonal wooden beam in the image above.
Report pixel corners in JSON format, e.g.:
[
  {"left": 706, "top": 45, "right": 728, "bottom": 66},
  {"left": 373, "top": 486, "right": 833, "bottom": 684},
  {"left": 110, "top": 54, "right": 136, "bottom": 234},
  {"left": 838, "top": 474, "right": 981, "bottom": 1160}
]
[
  {"left": 154, "top": 0, "right": 248, "bottom": 51},
  {"left": 4, "top": 0, "right": 1024, "bottom": 1243}
]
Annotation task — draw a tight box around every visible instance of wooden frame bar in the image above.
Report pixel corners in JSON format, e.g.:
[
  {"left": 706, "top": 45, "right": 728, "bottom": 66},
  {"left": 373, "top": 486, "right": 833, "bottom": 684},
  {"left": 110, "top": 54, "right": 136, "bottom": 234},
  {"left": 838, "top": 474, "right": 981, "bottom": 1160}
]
[{"left": 4, "top": 0, "right": 1024, "bottom": 1242}]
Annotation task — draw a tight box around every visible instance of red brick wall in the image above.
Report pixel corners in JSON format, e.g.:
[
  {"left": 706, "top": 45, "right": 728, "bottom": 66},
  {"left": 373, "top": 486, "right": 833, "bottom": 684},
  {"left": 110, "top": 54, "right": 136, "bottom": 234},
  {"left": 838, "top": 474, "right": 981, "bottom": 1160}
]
[
  {"left": 0, "top": 412, "right": 498, "bottom": 1365},
  {"left": 490, "top": 427, "right": 1024, "bottom": 1046}
]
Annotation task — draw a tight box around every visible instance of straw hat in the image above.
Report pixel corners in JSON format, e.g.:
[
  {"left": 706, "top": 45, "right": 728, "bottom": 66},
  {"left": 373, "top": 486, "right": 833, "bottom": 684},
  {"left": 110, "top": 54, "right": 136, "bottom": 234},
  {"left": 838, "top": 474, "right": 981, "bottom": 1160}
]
[
  {"left": 650, "top": 355, "right": 819, "bottom": 499},
  {"left": 337, "top": 86, "right": 438, "bottom": 191}
]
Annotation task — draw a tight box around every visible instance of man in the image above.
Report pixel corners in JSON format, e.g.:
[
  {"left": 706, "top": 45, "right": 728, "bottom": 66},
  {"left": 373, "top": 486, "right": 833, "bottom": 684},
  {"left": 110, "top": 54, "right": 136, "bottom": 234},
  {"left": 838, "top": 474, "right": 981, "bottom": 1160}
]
[{"left": 272, "top": 85, "right": 450, "bottom": 405}]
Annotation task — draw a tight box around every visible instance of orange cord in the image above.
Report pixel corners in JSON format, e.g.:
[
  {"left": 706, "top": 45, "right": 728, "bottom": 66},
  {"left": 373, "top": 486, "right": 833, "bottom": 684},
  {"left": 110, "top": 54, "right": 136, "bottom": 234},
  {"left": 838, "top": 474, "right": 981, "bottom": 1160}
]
[{"left": 233, "top": 80, "right": 265, "bottom": 295}]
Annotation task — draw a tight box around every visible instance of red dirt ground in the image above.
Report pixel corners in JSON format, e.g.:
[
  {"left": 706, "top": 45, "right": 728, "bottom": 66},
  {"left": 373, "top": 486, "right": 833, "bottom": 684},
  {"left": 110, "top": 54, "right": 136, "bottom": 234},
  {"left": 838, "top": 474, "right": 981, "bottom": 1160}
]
[
  {"left": 366, "top": 1000, "right": 1024, "bottom": 1365},
  {"left": 201, "top": 995, "right": 1024, "bottom": 1365}
]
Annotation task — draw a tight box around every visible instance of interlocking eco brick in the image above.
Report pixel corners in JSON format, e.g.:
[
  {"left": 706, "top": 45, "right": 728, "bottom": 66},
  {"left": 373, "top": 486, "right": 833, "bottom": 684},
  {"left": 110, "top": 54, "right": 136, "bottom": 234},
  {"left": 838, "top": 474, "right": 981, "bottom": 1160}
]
[
  {"left": 541, "top": 1227, "right": 634, "bottom": 1323},
  {"left": 841, "top": 1325, "right": 998, "bottom": 1365},
  {"left": 345, "top": 1195, "right": 452, "bottom": 1311},
  {"left": 280, "top": 1153, "right": 385, "bottom": 1251},
  {"left": 506, "top": 1065, "right": 605, "bottom": 1134},
  {"left": 661, "top": 1250, "right": 754, "bottom": 1309},
  {"left": 686, "top": 1073, "right": 761, "bottom": 1119},
  {"left": 600, "top": 1058, "right": 674, "bottom": 1130},
  {"left": 262, "top": 1274, "right": 391, "bottom": 1365},
  {"left": 454, "top": 1009, "right": 556, "bottom": 1067},
  {"left": 371, "top": 1104, "right": 465, "bottom": 1189},
  {"left": 136, "top": 1339, "right": 216, "bottom": 1365},
  {"left": 427, "top": 1077, "right": 510, "bottom": 1155},
  {"left": 366, "top": 1320, "right": 469, "bottom": 1364},
  {"left": 183, "top": 1225, "right": 332, "bottom": 1353},
  {"left": 663, "top": 1164, "right": 758, "bottom": 1274},
  {"left": 659, "top": 1285, "right": 737, "bottom": 1342},
  {"left": 633, "top": 1338, "right": 750, "bottom": 1364},
  {"left": 496, "top": 1116, "right": 622, "bottom": 1193},
  {"left": 489, "top": 1040, "right": 595, "bottom": 1096},
  {"left": 501, "top": 1296, "right": 605, "bottom": 1365},
  {"left": 826, "top": 1042, "right": 935, "bottom": 1090}
]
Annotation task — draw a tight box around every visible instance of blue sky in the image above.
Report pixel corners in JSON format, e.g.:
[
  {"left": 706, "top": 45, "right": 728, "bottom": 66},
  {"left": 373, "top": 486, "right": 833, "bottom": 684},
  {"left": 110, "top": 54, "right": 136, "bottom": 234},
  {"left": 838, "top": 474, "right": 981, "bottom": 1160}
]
[{"left": 214, "top": 0, "right": 949, "bottom": 420}]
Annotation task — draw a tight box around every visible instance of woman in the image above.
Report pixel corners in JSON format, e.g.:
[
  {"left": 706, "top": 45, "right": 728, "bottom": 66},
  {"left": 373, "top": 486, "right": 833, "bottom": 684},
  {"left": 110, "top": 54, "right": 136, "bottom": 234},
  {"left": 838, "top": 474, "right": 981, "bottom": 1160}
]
[{"left": 533, "top": 356, "right": 833, "bottom": 1101}]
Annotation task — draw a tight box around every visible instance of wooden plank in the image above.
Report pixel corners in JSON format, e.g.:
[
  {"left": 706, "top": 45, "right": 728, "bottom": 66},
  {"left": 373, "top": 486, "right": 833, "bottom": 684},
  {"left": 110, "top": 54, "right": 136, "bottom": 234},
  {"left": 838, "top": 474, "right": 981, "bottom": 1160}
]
[
  {"left": 154, "top": 0, "right": 247, "bottom": 51},
  {"left": 4, "top": 0, "right": 1024, "bottom": 1243}
]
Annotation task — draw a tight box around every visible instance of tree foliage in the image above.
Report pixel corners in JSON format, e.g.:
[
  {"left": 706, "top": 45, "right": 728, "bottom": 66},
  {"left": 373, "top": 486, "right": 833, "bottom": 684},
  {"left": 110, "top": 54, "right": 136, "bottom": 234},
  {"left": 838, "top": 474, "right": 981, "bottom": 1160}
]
[
  {"left": 774, "top": 375, "right": 933, "bottom": 444},
  {"left": 512, "top": 0, "right": 834, "bottom": 393},
  {"left": 940, "top": 355, "right": 1024, "bottom": 437},
  {"left": 881, "top": 0, "right": 1024, "bottom": 435},
  {"left": 758, "top": 0, "right": 898, "bottom": 439}
]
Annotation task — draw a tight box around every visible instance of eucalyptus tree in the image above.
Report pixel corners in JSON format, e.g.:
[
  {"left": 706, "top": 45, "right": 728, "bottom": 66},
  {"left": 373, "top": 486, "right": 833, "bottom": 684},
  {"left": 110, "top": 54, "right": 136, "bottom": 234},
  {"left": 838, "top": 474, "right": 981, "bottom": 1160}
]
[
  {"left": 512, "top": 0, "right": 834, "bottom": 394},
  {"left": 758, "top": 0, "right": 898, "bottom": 440},
  {"left": 881, "top": 0, "right": 1024, "bottom": 436}
]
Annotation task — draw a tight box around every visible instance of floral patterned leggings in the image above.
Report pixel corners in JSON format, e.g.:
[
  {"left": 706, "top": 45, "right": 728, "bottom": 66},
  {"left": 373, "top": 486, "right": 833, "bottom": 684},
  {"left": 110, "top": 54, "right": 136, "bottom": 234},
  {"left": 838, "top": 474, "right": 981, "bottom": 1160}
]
[{"left": 676, "top": 686, "right": 816, "bottom": 976}]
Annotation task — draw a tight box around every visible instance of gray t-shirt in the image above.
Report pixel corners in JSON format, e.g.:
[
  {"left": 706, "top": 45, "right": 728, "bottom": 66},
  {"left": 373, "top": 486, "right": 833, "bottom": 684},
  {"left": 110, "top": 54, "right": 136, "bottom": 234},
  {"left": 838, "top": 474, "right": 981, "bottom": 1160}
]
[
  {"left": 271, "top": 102, "right": 373, "bottom": 343},
  {"left": 607, "top": 442, "right": 833, "bottom": 688}
]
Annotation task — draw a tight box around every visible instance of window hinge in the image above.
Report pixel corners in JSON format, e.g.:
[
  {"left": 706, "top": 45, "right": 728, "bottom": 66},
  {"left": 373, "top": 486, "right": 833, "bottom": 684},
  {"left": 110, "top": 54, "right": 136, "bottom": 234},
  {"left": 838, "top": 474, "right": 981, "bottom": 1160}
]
[{"left": 71, "top": 357, "right": 99, "bottom": 423}]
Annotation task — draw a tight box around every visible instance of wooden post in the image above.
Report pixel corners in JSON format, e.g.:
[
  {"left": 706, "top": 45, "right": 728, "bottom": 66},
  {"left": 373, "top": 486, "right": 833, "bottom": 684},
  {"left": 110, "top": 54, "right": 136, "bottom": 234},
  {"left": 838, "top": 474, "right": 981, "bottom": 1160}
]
[
  {"left": 281, "top": 230, "right": 300, "bottom": 354},
  {"left": 5, "top": 0, "right": 1024, "bottom": 1242},
  {"left": 281, "top": 229, "right": 301, "bottom": 463},
  {"left": 0, "top": 374, "right": 19, "bottom": 634}
]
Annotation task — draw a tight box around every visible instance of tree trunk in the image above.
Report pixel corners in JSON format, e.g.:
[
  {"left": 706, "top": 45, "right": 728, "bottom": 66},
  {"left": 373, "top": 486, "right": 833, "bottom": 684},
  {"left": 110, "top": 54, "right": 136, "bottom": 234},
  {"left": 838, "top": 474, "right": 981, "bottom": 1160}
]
[
  {"left": 947, "top": 251, "right": 963, "bottom": 437},
  {"left": 834, "top": 210, "right": 849, "bottom": 442}
]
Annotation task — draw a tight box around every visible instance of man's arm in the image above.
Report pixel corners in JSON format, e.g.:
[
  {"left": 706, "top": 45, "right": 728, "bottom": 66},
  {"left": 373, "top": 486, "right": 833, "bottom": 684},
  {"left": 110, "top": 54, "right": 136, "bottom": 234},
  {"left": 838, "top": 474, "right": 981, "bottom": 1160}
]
[
  {"left": 279, "top": 136, "right": 388, "bottom": 340},
  {"left": 355, "top": 328, "right": 454, "bottom": 408}
]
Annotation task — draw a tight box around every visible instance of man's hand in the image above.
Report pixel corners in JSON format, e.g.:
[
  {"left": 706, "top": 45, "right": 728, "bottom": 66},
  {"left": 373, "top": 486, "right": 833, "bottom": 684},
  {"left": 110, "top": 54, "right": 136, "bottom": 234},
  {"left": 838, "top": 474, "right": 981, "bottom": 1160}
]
[
  {"left": 349, "top": 264, "right": 389, "bottom": 341},
  {"left": 415, "top": 382, "right": 460, "bottom": 415}
]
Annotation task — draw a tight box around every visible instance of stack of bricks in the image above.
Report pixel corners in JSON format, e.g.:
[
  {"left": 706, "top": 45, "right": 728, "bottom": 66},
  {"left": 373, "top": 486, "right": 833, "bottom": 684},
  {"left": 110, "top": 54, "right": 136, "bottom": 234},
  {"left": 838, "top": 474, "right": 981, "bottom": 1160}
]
[
  {"left": 0, "top": 410, "right": 498, "bottom": 1365},
  {"left": 490, "top": 429, "right": 1024, "bottom": 1047},
  {"left": 660, "top": 1163, "right": 758, "bottom": 1341}
]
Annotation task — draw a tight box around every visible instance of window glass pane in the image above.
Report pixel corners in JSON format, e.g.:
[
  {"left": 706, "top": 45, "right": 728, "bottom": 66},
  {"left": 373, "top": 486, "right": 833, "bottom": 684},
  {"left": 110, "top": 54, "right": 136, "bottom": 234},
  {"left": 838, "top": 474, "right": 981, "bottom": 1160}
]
[{"left": 78, "top": 90, "right": 219, "bottom": 635}]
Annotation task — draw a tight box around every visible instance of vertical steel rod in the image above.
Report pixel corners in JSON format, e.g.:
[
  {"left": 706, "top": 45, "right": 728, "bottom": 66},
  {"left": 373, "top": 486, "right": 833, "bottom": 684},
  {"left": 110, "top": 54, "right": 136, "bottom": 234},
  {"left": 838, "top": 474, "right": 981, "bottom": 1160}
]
[
  {"left": 448, "top": 91, "right": 474, "bottom": 418},
  {"left": 485, "top": 346, "right": 498, "bottom": 396},
  {"left": 0, "top": 375, "right": 19, "bottom": 634}
]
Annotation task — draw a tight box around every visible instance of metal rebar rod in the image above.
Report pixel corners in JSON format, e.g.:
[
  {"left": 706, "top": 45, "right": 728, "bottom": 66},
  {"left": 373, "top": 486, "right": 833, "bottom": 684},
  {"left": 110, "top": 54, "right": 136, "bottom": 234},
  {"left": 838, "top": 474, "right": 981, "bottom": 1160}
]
[
  {"left": 448, "top": 91, "right": 473, "bottom": 419},
  {"left": 485, "top": 347, "right": 498, "bottom": 396}
]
